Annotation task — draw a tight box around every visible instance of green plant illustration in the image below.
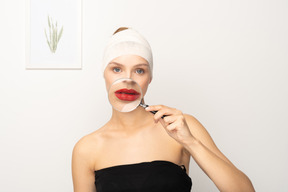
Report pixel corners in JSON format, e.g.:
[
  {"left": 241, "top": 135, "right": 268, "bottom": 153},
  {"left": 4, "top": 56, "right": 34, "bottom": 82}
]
[{"left": 44, "top": 16, "right": 63, "bottom": 53}]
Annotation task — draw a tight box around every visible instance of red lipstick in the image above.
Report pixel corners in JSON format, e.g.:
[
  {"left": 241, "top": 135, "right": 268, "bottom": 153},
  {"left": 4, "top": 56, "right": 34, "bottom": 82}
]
[{"left": 115, "top": 88, "right": 140, "bottom": 101}]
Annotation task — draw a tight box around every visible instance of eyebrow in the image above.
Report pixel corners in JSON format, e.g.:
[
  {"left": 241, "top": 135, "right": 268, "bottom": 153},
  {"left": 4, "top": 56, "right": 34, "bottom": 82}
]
[{"left": 108, "top": 62, "right": 149, "bottom": 67}]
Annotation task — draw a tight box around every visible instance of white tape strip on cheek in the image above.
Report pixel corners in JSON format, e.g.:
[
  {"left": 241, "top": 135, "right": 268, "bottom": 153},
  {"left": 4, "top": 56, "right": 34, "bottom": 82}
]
[{"left": 102, "top": 29, "right": 153, "bottom": 76}]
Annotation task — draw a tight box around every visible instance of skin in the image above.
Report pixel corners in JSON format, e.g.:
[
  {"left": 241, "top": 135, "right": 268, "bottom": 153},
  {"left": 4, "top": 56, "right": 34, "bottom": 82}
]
[{"left": 72, "top": 55, "right": 255, "bottom": 192}]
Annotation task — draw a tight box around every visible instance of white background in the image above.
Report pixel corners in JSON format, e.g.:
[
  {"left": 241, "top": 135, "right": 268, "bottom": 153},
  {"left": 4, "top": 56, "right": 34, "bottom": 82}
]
[{"left": 0, "top": 0, "right": 287, "bottom": 191}]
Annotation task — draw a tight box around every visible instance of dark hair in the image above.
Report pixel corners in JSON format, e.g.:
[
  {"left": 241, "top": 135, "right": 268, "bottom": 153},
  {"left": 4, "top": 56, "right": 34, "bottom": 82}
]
[{"left": 113, "top": 27, "right": 129, "bottom": 35}]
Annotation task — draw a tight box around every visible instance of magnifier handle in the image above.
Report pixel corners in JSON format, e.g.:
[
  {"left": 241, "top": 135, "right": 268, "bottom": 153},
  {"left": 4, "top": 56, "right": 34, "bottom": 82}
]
[
  {"left": 150, "top": 110, "right": 158, "bottom": 115},
  {"left": 149, "top": 110, "right": 167, "bottom": 119},
  {"left": 139, "top": 103, "right": 167, "bottom": 119}
]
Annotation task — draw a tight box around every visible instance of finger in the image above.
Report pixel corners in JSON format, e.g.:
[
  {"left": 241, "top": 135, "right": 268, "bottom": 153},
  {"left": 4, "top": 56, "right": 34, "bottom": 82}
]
[
  {"left": 154, "top": 108, "right": 177, "bottom": 123},
  {"left": 164, "top": 114, "right": 186, "bottom": 129},
  {"left": 163, "top": 115, "right": 176, "bottom": 125},
  {"left": 148, "top": 106, "right": 177, "bottom": 118},
  {"left": 166, "top": 122, "right": 177, "bottom": 132},
  {"left": 158, "top": 118, "right": 166, "bottom": 128},
  {"left": 145, "top": 105, "right": 165, "bottom": 122},
  {"left": 153, "top": 110, "right": 168, "bottom": 122},
  {"left": 145, "top": 105, "right": 175, "bottom": 115},
  {"left": 145, "top": 105, "right": 164, "bottom": 112},
  {"left": 158, "top": 116, "right": 169, "bottom": 128}
]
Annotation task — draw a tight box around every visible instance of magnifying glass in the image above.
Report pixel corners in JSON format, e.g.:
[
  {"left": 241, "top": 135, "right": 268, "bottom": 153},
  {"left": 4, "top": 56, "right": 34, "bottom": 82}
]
[{"left": 108, "top": 78, "right": 163, "bottom": 116}]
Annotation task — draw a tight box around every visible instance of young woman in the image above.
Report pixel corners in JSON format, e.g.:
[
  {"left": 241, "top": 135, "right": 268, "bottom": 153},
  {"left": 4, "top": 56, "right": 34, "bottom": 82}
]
[{"left": 72, "top": 27, "right": 255, "bottom": 192}]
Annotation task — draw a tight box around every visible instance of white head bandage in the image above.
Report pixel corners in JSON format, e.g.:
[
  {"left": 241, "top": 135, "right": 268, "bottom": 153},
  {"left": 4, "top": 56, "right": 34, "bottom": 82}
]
[{"left": 102, "top": 28, "right": 153, "bottom": 77}]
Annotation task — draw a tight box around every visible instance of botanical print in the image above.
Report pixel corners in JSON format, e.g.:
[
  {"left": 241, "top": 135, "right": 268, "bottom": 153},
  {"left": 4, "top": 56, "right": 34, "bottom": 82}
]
[
  {"left": 26, "top": 0, "right": 81, "bottom": 69},
  {"left": 44, "top": 16, "right": 64, "bottom": 53}
]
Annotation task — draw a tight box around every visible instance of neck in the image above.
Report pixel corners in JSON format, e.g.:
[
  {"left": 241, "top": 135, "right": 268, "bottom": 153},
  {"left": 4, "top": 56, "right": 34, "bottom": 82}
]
[{"left": 109, "top": 105, "right": 154, "bottom": 131}]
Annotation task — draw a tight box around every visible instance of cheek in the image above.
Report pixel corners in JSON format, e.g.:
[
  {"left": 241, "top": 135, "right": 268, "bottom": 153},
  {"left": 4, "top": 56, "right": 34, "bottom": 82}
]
[
  {"left": 105, "top": 80, "right": 110, "bottom": 91},
  {"left": 104, "top": 76, "right": 114, "bottom": 92},
  {"left": 104, "top": 69, "right": 116, "bottom": 92},
  {"left": 139, "top": 80, "right": 150, "bottom": 96}
]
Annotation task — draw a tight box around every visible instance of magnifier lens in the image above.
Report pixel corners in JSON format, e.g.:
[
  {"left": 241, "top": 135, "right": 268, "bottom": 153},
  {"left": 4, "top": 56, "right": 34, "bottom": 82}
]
[{"left": 108, "top": 78, "right": 142, "bottom": 112}]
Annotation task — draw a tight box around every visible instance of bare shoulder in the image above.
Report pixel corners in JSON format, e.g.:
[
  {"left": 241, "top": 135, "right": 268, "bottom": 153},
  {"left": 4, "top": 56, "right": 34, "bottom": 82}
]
[
  {"left": 72, "top": 127, "right": 105, "bottom": 165},
  {"left": 183, "top": 114, "right": 213, "bottom": 142},
  {"left": 183, "top": 114, "right": 218, "bottom": 152},
  {"left": 183, "top": 114, "right": 233, "bottom": 164},
  {"left": 72, "top": 128, "right": 106, "bottom": 192},
  {"left": 73, "top": 134, "right": 95, "bottom": 157}
]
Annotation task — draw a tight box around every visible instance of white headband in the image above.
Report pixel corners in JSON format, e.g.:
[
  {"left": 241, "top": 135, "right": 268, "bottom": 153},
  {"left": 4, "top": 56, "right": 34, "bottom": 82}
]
[{"left": 102, "top": 28, "right": 153, "bottom": 77}]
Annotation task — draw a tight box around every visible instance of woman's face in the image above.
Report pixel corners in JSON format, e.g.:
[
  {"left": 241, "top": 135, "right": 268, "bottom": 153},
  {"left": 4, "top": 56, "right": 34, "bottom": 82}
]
[{"left": 104, "top": 55, "right": 152, "bottom": 98}]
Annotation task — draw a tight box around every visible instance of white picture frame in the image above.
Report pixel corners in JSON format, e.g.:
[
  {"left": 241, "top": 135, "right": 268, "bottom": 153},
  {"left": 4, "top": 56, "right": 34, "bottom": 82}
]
[{"left": 26, "top": 0, "right": 82, "bottom": 69}]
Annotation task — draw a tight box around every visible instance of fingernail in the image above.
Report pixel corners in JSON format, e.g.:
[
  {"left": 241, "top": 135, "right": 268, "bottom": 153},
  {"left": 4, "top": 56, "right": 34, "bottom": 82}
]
[{"left": 145, "top": 107, "right": 150, "bottom": 110}]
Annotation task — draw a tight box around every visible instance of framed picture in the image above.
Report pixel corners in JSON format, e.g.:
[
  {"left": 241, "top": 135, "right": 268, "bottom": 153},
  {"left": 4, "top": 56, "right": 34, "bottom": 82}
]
[{"left": 26, "top": 0, "right": 82, "bottom": 69}]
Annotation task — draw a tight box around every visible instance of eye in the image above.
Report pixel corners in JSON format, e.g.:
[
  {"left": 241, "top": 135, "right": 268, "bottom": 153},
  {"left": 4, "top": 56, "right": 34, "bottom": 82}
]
[
  {"left": 113, "top": 67, "right": 121, "bottom": 73},
  {"left": 136, "top": 68, "right": 144, "bottom": 74}
]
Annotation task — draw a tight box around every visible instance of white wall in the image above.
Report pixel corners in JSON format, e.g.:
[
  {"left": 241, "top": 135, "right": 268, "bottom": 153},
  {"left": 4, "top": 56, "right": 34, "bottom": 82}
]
[{"left": 0, "top": 0, "right": 287, "bottom": 191}]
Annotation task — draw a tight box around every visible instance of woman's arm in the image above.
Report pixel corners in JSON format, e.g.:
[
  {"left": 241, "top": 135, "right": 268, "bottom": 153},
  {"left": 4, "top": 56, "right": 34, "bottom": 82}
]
[
  {"left": 145, "top": 105, "right": 255, "bottom": 192},
  {"left": 72, "top": 137, "right": 97, "bottom": 192}
]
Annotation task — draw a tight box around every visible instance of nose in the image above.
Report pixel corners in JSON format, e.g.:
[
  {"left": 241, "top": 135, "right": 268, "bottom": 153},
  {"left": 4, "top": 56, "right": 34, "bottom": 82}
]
[
  {"left": 124, "top": 70, "right": 133, "bottom": 79},
  {"left": 121, "top": 79, "right": 137, "bottom": 90}
]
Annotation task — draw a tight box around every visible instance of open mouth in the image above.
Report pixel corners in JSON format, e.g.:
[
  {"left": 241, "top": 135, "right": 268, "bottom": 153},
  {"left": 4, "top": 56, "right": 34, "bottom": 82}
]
[{"left": 114, "top": 88, "right": 140, "bottom": 101}]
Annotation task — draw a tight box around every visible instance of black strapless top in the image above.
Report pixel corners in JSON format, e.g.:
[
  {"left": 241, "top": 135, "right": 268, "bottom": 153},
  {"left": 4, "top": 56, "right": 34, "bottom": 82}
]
[{"left": 94, "top": 160, "right": 192, "bottom": 192}]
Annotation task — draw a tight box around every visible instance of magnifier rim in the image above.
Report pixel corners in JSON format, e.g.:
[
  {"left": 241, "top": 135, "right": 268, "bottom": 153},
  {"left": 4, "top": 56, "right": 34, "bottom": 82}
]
[{"left": 108, "top": 78, "right": 143, "bottom": 112}]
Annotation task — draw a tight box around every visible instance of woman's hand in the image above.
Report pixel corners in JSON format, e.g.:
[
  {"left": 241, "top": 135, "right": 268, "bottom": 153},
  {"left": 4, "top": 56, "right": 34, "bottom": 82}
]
[
  {"left": 145, "top": 105, "right": 194, "bottom": 145},
  {"left": 146, "top": 105, "right": 255, "bottom": 192}
]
